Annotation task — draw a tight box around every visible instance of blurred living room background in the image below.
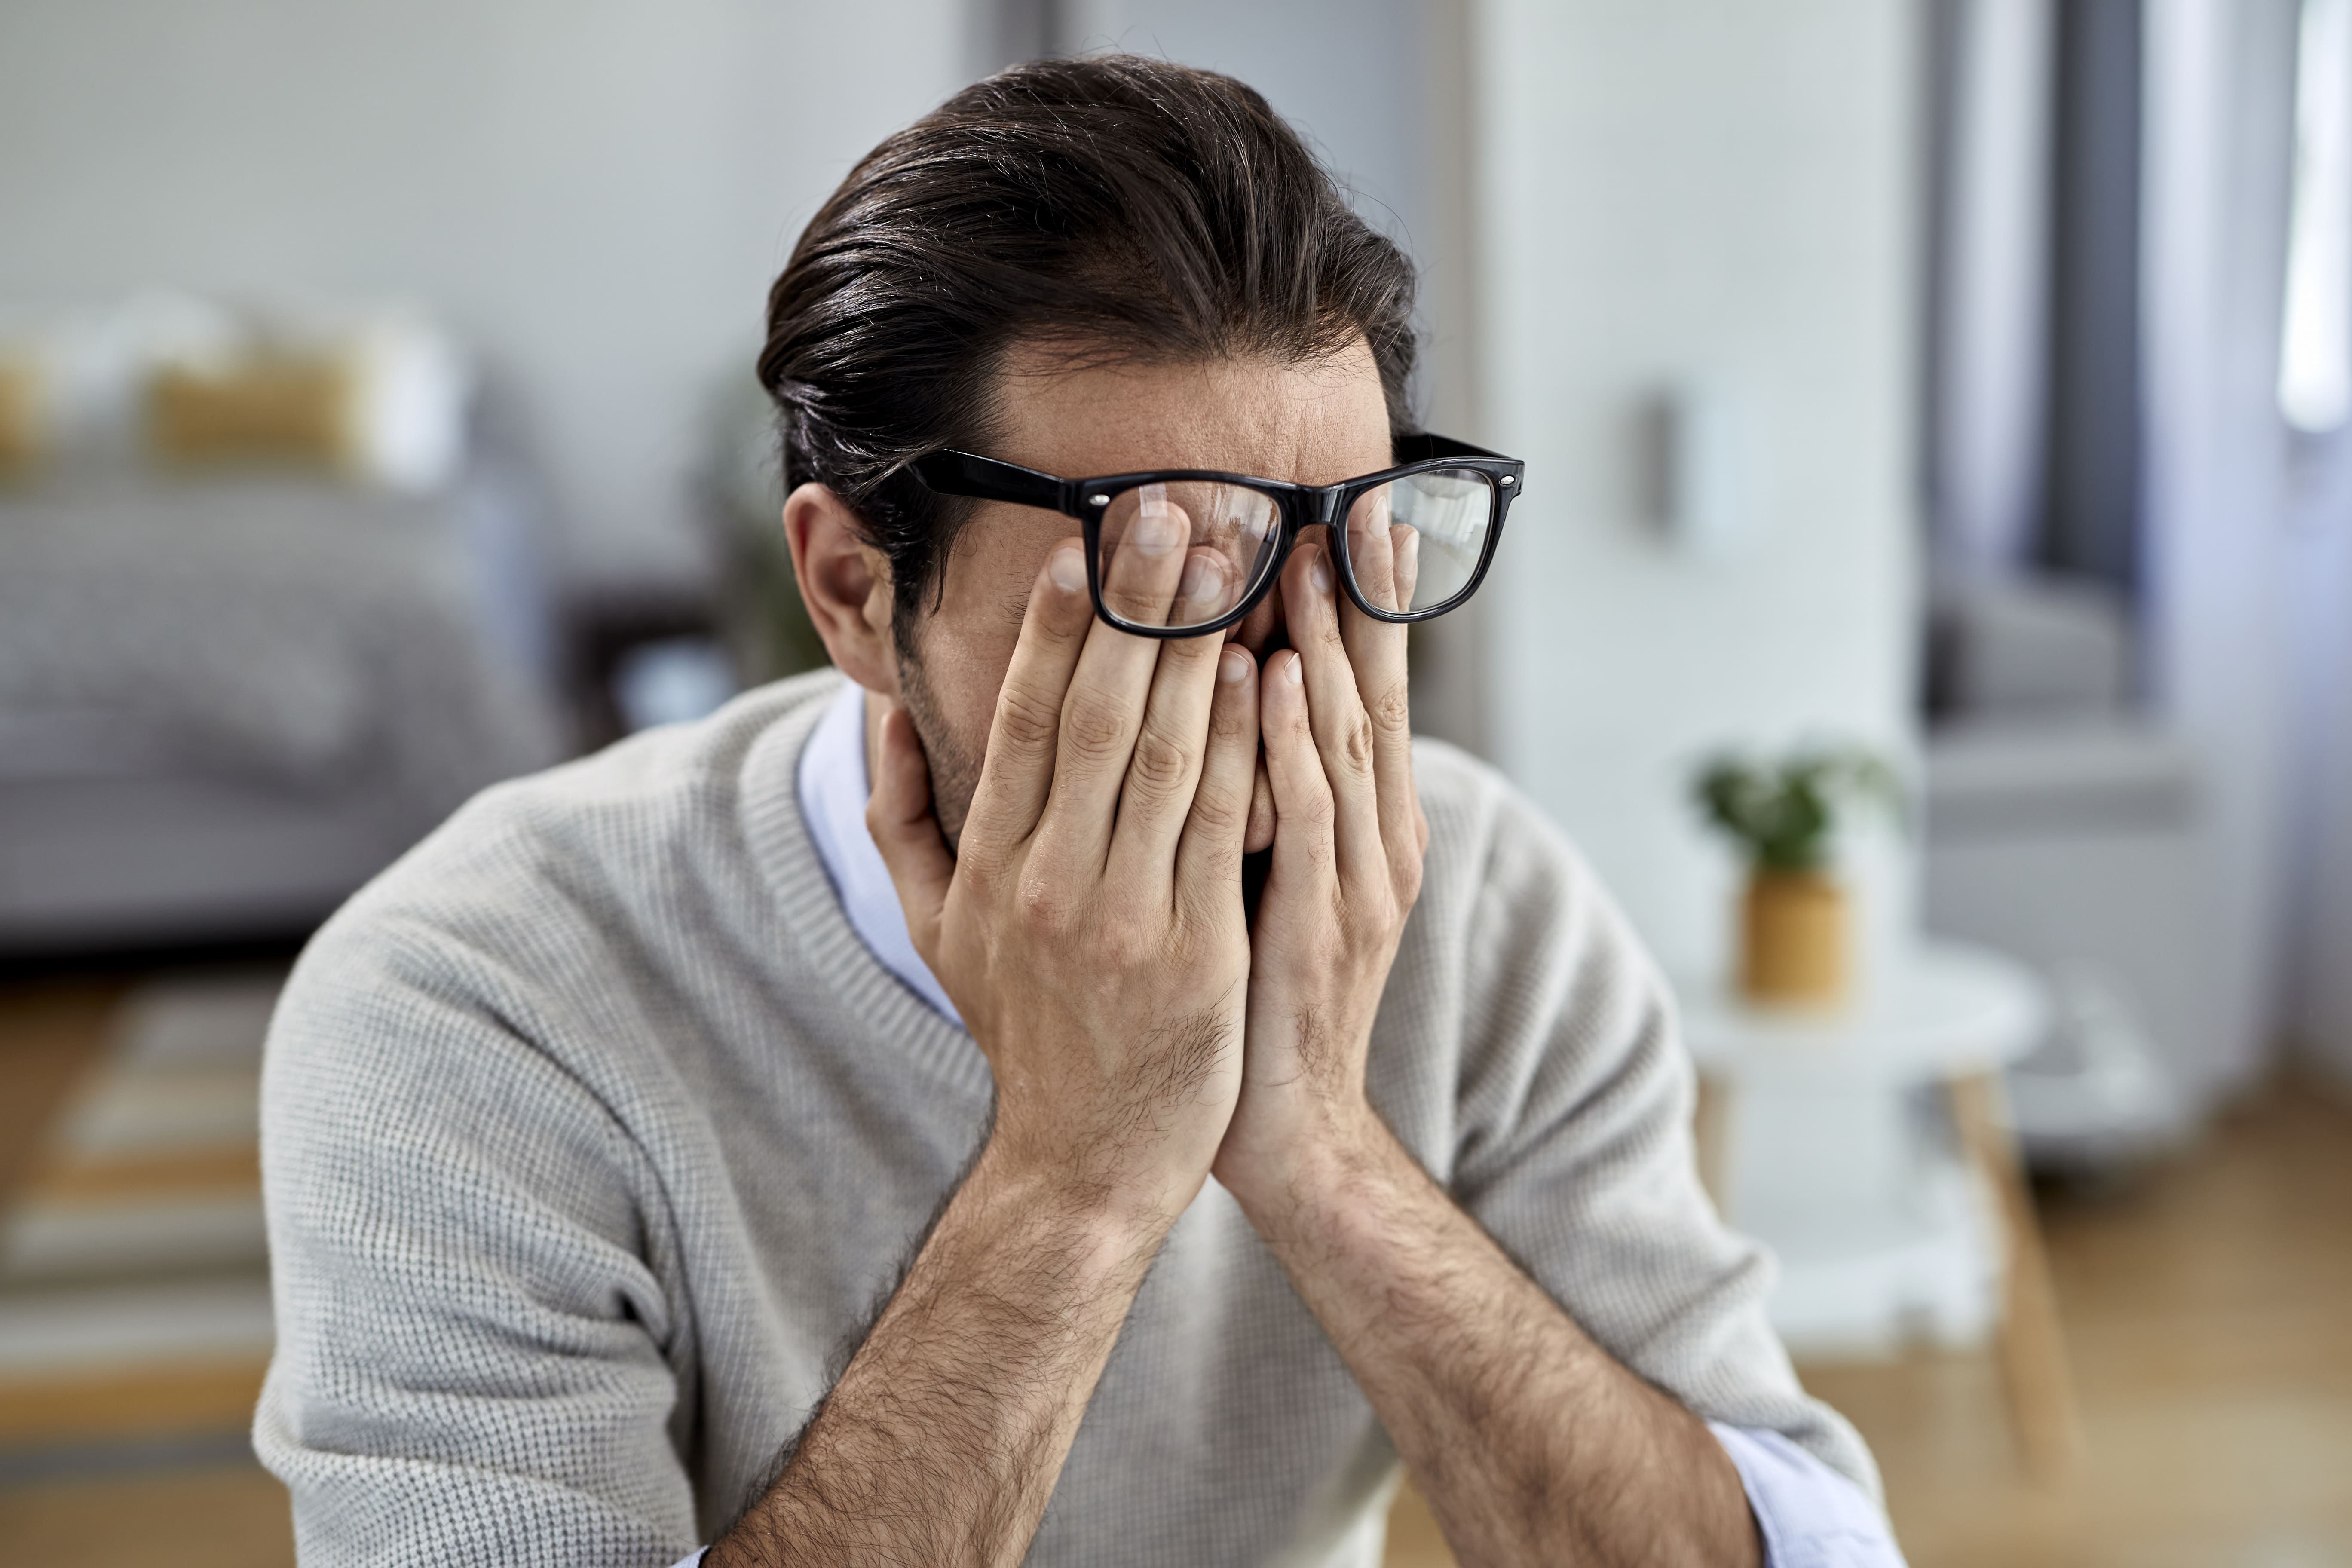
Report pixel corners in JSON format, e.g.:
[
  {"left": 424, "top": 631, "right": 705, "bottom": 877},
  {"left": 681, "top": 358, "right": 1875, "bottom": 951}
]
[{"left": 2, "top": 1, "right": 2347, "bottom": 1564}]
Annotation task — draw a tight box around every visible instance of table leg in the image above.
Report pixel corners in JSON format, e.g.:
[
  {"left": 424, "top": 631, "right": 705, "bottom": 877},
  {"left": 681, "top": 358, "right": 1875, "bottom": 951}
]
[{"left": 1946, "top": 1069, "right": 2082, "bottom": 1480}]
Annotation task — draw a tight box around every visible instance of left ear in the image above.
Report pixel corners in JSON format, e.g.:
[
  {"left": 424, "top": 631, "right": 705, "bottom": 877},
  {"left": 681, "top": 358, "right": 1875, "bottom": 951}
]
[{"left": 781, "top": 482, "right": 900, "bottom": 698}]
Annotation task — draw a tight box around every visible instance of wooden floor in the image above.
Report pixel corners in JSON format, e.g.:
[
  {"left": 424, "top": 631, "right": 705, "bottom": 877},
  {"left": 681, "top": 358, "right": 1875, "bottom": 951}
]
[
  {"left": 5, "top": 978, "right": 2348, "bottom": 1567},
  {"left": 1804, "top": 1079, "right": 2352, "bottom": 1568}
]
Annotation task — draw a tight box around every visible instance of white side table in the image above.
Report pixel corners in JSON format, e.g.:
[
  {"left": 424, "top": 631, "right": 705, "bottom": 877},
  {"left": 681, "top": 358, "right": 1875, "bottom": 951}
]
[{"left": 1677, "top": 940, "right": 2082, "bottom": 1478}]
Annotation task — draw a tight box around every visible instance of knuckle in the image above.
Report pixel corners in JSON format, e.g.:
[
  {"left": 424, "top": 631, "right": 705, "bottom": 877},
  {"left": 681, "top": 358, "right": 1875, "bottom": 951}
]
[
  {"left": 1059, "top": 692, "right": 1130, "bottom": 767},
  {"left": 1015, "top": 871, "right": 1071, "bottom": 932},
  {"left": 1366, "top": 683, "right": 1412, "bottom": 741},
  {"left": 994, "top": 685, "right": 1061, "bottom": 753},
  {"left": 1339, "top": 713, "right": 1376, "bottom": 775},
  {"left": 958, "top": 834, "right": 1009, "bottom": 886},
  {"left": 1186, "top": 782, "right": 1245, "bottom": 837},
  {"left": 1126, "top": 723, "right": 1194, "bottom": 797},
  {"left": 1290, "top": 784, "right": 1337, "bottom": 833}
]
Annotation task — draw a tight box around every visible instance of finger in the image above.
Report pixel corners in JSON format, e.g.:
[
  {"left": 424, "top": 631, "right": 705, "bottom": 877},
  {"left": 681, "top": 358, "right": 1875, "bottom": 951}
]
[
  {"left": 1283, "top": 533, "right": 1388, "bottom": 890},
  {"left": 1174, "top": 642, "right": 1259, "bottom": 911},
  {"left": 1244, "top": 755, "right": 1275, "bottom": 853},
  {"left": 866, "top": 704, "right": 955, "bottom": 963},
  {"left": 1106, "top": 547, "right": 1237, "bottom": 883},
  {"left": 1257, "top": 647, "right": 1337, "bottom": 894},
  {"left": 1335, "top": 506, "right": 1420, "bottom": 889},
  {"left": 1393, "top": 523, "right": 1421, "bottom": 612},
  {"left": 1039, "top": 488, "right": 1194, "bottom": 862},
  {"left": 1344, "top": 485, "right": 1402, "bottom": 613},
  {"left": 961, "top": 542, "right": 1097, "bottom": 854},
  {"left": 1094, "top": 484, "right": 1192, "bottom": 628}
]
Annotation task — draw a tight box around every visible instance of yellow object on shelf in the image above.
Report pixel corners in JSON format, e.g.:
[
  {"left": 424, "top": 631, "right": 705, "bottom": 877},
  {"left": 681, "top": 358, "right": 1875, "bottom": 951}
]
[
  {"left": 147, "top": 353, "right": 360, "bottom": 472},
  {"left": 1738, "top": 869, "right": 1850, "bottom": 1005},
  {"left": 0, "top": 356, "right": 46, "bottom": 480}
]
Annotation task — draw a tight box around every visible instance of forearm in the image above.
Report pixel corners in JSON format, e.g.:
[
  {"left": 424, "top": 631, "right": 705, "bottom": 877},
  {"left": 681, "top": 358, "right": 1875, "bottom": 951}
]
[
  {"left": 710, "top": 1147, "right": 1165, "bottom": 1568},
  {"left": 1233, "top": 1118, "right": 1759, "bottom": 1568}
]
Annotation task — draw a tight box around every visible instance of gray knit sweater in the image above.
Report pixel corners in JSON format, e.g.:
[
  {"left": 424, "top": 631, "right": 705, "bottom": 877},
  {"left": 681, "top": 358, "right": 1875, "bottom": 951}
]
[{"left": 255, "top": 669, "right": 1873, "bottom": 1567}]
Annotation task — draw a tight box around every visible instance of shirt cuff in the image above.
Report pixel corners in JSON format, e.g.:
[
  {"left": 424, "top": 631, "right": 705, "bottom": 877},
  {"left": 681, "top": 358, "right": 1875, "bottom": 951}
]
[
  {"left": 1709, "top": 1423, "right": 1909, "bottom": 1568},
  {"left": 669, "top": 1551, "right": 708, "bottom": 1568}
]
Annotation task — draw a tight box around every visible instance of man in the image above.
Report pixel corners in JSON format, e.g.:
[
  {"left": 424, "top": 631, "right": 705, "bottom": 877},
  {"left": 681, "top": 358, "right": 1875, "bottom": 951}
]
[{"left": 257, "top": 56, "right": 1904, "bottom": 1567}]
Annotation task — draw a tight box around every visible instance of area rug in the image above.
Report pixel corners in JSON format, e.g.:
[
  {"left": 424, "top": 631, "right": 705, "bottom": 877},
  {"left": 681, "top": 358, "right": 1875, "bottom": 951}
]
[{"left": 0, "top": 969, "right": 281, "bottom": 1377}]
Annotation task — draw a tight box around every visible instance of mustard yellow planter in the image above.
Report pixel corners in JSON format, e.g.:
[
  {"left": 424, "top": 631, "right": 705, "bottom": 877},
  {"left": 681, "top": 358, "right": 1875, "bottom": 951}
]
[{"left": 1739, "top": 870, "right": 1850, "bottom": 1005}]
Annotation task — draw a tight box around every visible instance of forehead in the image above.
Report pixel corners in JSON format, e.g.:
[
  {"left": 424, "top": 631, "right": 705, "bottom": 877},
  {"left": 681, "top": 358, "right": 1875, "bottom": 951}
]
[{"left": 984, "top": 337, "right": 1392, "bottom": 487}]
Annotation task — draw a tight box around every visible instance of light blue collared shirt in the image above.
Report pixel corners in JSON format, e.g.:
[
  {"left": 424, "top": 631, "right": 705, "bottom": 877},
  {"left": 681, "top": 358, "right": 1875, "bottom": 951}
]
[
  {"left": 739, "top": 677, "right": 1906, "bottom": 1568},
  {"left": 796, "top": 677, "right": 964, "bottom": 1026}
]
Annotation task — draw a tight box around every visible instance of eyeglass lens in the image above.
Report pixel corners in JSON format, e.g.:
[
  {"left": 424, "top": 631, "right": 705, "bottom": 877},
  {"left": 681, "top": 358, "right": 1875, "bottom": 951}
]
[
  {"left": 1096, "top": 481, "right": 1280, "bottom": 630},
  {"left": 1344, "top": 468, "right": 1494, "bottom": 614},
  {"left": 1094, "top": 467, "right": 1495, "bottom": 630}
]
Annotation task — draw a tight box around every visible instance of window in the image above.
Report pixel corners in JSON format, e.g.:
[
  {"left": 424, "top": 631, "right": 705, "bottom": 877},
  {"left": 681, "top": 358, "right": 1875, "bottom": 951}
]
[{"left": 2280, "top": 0, "right": 2352, "bottom": 434}]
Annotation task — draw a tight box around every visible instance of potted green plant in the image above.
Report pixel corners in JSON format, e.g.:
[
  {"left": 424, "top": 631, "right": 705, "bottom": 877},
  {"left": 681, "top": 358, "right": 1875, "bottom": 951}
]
[{"left": 1692, "top": 745, "right": 1902, "bottom": 1005}]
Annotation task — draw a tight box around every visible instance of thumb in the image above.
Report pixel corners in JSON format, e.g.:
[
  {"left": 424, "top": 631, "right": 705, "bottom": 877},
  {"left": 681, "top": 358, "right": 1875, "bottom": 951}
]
[{"left": 865, "top": 704, "right": 955, "bottom": 960}]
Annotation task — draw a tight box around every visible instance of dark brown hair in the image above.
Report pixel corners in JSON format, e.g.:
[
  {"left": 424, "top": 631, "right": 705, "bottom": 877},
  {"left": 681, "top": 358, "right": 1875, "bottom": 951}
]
[{"left": 756, "top": 54, "right": 1420, "bottom": 633}]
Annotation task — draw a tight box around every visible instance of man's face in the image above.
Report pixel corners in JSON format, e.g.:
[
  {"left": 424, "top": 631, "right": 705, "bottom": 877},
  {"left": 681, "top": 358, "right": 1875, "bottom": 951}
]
[{"left": 894, "top": 339, "right": 1395, "bottom": 843}]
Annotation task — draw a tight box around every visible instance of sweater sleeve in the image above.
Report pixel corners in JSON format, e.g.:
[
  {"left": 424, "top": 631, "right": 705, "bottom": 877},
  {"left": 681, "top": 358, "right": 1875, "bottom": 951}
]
[
  {"left": 254, "top": 924, "right": 700, "bottom": 1567},
  {"left": 1433, "top": 762, "right": 1885, "bottom": 1503}
]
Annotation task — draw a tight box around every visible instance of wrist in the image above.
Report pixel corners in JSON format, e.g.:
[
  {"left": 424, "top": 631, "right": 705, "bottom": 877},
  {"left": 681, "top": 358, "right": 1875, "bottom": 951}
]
[
  {"left": 968, "top": 1129, "right": 1193, "bottom": 1259},
  {"left": 1219, "top": 1099, "right": 1400, "bottom": 1236}
]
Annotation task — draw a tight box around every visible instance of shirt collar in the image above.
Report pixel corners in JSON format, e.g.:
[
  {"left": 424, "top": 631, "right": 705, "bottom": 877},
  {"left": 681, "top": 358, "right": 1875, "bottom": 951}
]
[{"left": 796, "top": 679, "right": 965, "bottom": 1028}]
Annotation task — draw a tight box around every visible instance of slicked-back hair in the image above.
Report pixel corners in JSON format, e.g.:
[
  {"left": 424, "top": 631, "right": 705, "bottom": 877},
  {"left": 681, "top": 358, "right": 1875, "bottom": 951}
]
[{"left": 756, "top": 54, "right": 1420, "bottom": 637}]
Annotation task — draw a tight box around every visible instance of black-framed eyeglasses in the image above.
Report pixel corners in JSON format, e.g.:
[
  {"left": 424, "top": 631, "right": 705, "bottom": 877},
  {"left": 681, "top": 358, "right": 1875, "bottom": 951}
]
[{"left": 910, "top": 433, "right": 1523, "bottom": 638}]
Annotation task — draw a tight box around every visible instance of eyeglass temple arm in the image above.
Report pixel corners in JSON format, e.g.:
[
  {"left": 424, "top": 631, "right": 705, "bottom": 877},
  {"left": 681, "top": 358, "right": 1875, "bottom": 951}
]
[
  {"left": 909, "top": 450, "right": 1071, "bottom": 512},
  {"left": 1392, "top": 432, "right": 1508, "bottom": 465}
]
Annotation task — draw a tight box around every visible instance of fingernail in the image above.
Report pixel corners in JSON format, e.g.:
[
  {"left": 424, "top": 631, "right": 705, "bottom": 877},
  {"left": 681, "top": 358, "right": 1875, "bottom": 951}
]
[
  {"left": 1180, "top": 553, "right": 1222, "bottom": 603},
  {"left": 1134, "top": 485, "right": 1182, "bottom": 555},
  {"left": 1048, "top": 544, "right": 1087, "bottom": 594},
  {"left": 1309, "top": 548, "right": 1335, "bottom": 595},
  {"left": 1284, "top": 652, "right": 1304, "bottom": 685},
  {"left": 1219, "top": 645, "right": 1250, "bottom": 683}
]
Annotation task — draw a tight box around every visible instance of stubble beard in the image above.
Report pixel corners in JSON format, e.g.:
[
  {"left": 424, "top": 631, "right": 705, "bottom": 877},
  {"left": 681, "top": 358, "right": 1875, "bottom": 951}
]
[{"left": 892, "top": 635, "right": 985, "bottom": 854}]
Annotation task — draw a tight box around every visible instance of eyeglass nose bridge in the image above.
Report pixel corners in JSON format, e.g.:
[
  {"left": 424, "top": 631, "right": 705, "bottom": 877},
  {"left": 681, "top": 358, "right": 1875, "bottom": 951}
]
[
  {"left": 1272, "top": 485, "right": 1344, "bottom": 576},
  {"left": 1256, "top": 486, "right": 1341, "bottom": 590}
]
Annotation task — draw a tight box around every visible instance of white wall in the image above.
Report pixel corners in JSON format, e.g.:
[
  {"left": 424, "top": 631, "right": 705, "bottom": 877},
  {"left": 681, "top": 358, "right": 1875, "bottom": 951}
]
[
  {"left": 0, "top": 0, "right": 965, "bottom": 588},
  {"left": 1065, "top": 0, "right": 1433, "bottom": 258},
  {"left": 1473, "top": 0, "right": 1924, "bottom": 977}
]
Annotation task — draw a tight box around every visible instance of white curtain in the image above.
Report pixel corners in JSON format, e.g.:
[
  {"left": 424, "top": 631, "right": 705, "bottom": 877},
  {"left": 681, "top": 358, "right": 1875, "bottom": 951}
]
[
  {"left": 2275, "top": 0, "right": 2352, "bottom": 1084},
  {"left": 2140, "top": 0, "right": 2317, "bottom": 1096},
  {"left": 1928, "top": 0, "right": 2055, "bottom": 577}
]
